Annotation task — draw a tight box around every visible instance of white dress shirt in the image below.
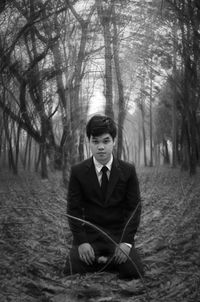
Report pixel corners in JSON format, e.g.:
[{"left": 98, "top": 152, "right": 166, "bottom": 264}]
[{"left": 93, "top": 154, "right": 113, "bottom": 185}]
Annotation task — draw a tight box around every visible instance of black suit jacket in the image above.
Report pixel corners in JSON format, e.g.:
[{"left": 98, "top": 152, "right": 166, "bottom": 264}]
[{"left": 67, "top": 157, "right": 141, "bottom": 246}]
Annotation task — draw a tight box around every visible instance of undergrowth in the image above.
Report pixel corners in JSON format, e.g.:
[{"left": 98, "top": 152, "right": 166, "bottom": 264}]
[{"left": 0, "top": 166, "right": 200, "bottom": 302}]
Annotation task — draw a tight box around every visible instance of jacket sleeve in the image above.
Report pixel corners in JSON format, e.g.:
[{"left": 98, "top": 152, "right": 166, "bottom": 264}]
[
  {"left": 121, "top": 165, "right": 141, "bottom": 244},
  {"left": 67, "top": 166, "right": 88, "bottom": 245}
]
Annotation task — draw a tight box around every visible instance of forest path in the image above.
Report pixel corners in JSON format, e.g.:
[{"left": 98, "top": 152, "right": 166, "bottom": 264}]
[{"left": 0, "top": 167, "right": 200, "bottom": 302}]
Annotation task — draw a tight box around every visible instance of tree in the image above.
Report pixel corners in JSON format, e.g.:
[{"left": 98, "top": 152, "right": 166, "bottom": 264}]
[
  {"left": 96, "top": 0, "right": 114, "bottom": 119},
  {"left": 165, "top": 0, "right": 200, "bottom": 174},
  {"left": 0, "top": 0, "right": 199, "bottom": 177},
  {"left": 112, "top": 2, "right": 126, "bottom": 159},
  {"left": 0, "top": 0, "right": 98, "bottom": 180}
]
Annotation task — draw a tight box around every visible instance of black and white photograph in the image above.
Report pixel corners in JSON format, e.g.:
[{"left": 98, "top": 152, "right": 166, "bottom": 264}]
[{"left": 0, "top": 1, "right": 200, "bottom": 301}]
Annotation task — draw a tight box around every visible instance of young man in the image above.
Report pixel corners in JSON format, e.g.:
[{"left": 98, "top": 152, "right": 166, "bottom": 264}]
[{"left": 64, "top": 115, "right": 143, "bottom": 279}]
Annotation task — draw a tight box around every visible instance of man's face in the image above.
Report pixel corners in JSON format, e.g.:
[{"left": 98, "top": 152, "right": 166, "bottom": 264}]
[{"left": 89, "top": 133, "right": 115, "bottom": 165}]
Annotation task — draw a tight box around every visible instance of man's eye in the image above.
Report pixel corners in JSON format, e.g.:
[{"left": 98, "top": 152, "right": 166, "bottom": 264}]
[
  {"left": 92, "top": 140, "right": 98, "bottom": 144},
  {"left": 104, "top": 140, "right": 110, "bottom": 144}
]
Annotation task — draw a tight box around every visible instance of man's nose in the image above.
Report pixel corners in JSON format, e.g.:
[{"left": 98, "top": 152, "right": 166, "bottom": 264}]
[{"left": 98, "top": 143, "right": 104, "bottom": 150}]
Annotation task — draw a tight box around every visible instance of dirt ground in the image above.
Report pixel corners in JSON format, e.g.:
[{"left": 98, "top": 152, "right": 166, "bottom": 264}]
[{"left": 0, "top": 166, "right": 200, "bottom": 302}]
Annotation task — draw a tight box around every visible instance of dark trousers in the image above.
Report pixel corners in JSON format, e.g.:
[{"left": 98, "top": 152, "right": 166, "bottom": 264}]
[{"left": 64, "top": 241, "right": 144, "bottom": 280}]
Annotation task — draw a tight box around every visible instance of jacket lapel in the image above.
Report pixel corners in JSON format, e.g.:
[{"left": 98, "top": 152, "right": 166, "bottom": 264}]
[
  {"left": 105, "top": 158, "right": 120, "bottom": 203},
  {"left": 85, "top": 157, "right": 102, "bottom": 196}
]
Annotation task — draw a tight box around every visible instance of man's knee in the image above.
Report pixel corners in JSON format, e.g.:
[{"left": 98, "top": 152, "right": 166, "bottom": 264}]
[
  {"left": 118, "top": 248, "right": 144, "bottom": 279},
  {"left": 63, "top": 246, "right": 99, "bottom": 275},
  {"left": 63, "top": 246, "right": 82, "bottom": 275}
]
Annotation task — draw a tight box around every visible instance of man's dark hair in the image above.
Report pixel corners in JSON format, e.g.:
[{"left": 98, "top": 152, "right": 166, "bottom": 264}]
[{"left": 86, "top": 115, "right": 117, "bottom": 139}]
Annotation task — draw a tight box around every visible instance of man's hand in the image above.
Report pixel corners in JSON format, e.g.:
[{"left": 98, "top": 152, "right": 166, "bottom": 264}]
[
  {"left": 114, "top": 243, "right": 131, "bottom": 264},
  {"left": 78, "top": 243, "right": 95, "bottom": 265}
]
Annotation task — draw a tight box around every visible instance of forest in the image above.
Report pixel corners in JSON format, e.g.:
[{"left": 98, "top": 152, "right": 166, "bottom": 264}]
[
  {"left": 0, "top": 0, "right": 199, "bottom": 180},
  {"left": 0, "top": 1, "right": 200, "bottom": 302}
]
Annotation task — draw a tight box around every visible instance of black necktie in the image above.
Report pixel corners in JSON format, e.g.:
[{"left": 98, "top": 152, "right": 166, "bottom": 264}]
[{"left": 101, "top": 166, "right": 108, "bottom": 201}]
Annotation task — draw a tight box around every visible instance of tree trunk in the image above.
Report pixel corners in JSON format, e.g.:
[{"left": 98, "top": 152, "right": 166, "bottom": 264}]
[
  {"left": 23, "top": 135, "right": 29, "bottom": 169},
  {"left": 171, "top": 21, "right": 178, "bottom": 168},
  {"left": 70, "top": 22, "right": 89, "bottom": 165},
  {"left": 0, "top": 116, "right": 3, "bottom": 158},
  {"left": 97, "top": 1, "right": 114, "bottom": 119},
  {"left": 28, "top": 137, "right": 32, "bottom": 170},
  {"left": 195, "top": 117, "right": 200, "bottom": 166},
  {"left": 35, "top": 144, "right": 41, "bottom": 173},
  {"left": 79, "top": 126, "right": 85, "bottom": 162},
  {"left": 180, "top": 118, "right": 189, "bottom": 171},
  {"left": 179, "top": 5, "right": 198, "bottom": 174},
  {"left": 14, "top": 124, "right": 21, "bottom": 171},
  {"left": 163, "top": 139, "right": 170, "bottom": 165},
  {"left": 3, "top": 115, "right": 18, "bottom": 174},
  {"left": 141, "top": 108, "right": 147, "bottom": 166},
  {"left": 2, "top": 131, "right": 7, "bottom": 167},
  {"left": 149, "top": 58, "right": 153, "bottom": 167},
  {"left": 40, "top": 143, "right": 48, "bottom": 178},
  {"left": 137, "top": 127, "right": 141, "bottom": 166},
  {"left": 112, "top": 4, "right": 125, "bottom": 159},
  {"left": 188, "top": 111, "right": 197, "bottom": 175}
]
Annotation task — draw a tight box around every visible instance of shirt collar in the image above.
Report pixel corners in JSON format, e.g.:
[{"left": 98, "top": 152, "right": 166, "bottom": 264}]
[{"left": 93, "top": 154, "right": 113, "bottom": 173}]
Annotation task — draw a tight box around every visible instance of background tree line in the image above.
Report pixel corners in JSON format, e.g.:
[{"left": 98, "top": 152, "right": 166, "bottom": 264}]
[{"left": 0, "top": 0, "right": 199, "bottom": 182}]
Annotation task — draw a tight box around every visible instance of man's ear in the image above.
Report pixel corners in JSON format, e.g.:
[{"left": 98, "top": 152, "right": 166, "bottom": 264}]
[{"left": 113, "top": 138, "right": 116, "bottom": 146}]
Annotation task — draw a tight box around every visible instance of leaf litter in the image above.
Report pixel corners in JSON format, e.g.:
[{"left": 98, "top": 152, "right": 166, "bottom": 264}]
[{"left": 0, "top": 166, "right": 200, "bottom": 302}]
